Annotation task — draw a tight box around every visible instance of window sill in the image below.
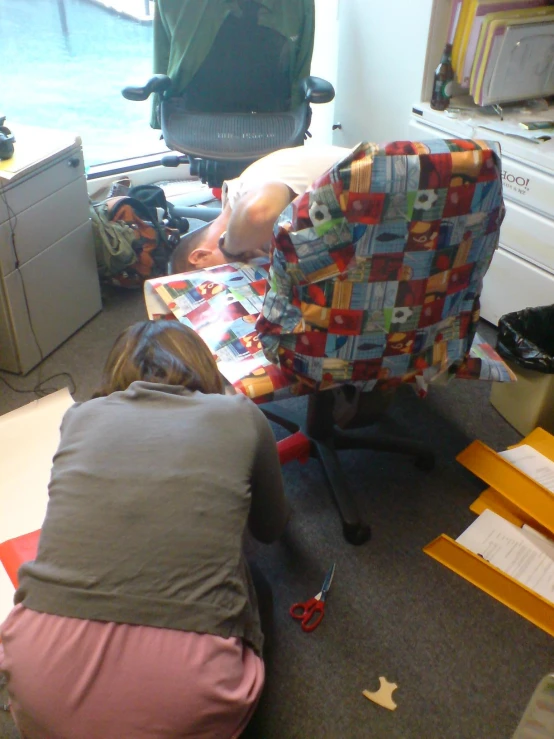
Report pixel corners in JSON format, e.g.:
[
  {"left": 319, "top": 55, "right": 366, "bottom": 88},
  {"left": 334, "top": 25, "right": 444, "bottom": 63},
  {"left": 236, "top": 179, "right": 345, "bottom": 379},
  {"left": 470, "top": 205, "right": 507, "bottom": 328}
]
[{"left": 86, "top": 152, "right": 198, "bottom": 198}]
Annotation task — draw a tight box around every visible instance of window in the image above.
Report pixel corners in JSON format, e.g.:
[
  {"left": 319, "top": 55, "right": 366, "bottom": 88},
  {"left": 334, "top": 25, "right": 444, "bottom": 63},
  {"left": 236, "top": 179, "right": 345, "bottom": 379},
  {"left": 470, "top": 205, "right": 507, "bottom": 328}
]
[{"left": 1, "top": 0, "right": 166, "bottom": 168}]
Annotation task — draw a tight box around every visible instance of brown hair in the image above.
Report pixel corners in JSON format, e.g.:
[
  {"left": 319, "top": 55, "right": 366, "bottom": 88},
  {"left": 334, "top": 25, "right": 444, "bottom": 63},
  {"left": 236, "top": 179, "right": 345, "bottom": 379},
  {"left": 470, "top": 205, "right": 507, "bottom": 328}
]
[
  {"left": 93, "top": 320, "right": 224, "bottom": 397},
  {"left": 169, "top": 223, "right": 211, "bottom": 273}
]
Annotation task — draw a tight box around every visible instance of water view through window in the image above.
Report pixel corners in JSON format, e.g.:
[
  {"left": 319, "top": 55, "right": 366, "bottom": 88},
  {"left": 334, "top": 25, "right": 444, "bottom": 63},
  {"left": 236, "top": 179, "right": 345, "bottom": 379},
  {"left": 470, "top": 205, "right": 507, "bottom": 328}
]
[{"left": 1, "top": 0, "right": 166, "bottom": 167}]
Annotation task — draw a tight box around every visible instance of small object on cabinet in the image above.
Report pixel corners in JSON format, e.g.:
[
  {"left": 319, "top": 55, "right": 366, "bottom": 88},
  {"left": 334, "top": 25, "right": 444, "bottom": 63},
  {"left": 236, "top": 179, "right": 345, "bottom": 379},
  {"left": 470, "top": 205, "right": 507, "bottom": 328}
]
[
  {"left": 430, "top": 43, "right": 454, "bottom": 111},
  {"left": 519, "top": 120, "right": 554, "bottom": 131},
  {"left": 0, "top": 116, "right": 15, "bottom": 160}
]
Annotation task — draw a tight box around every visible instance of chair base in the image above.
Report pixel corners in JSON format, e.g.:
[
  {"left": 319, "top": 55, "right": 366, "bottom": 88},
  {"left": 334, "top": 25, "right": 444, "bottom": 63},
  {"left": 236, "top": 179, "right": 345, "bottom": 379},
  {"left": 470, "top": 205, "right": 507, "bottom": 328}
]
[{"left": 267, "top": 392, "right": 435, "bottom": 546}]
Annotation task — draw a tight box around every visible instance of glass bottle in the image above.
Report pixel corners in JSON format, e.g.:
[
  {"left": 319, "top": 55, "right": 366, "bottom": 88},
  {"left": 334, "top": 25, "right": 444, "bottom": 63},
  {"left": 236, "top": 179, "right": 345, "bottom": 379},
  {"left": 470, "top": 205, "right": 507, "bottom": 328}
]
[{"left": 430, "top": 43, "right": 454, "bottom": 111}]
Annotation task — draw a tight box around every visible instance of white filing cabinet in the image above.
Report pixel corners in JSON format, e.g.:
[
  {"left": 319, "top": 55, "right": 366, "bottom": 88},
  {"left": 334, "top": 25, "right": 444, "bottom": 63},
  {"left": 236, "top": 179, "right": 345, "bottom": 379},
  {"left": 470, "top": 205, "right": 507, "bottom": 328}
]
[
  {"left": 407, "top": 0, "right": 554, "bottom": 325},
  {"left": 0, "top": 125, "right": 102, "bottom": 374},
  {"left": 409, "top": 107, "right": 554, "bottom": 325}
]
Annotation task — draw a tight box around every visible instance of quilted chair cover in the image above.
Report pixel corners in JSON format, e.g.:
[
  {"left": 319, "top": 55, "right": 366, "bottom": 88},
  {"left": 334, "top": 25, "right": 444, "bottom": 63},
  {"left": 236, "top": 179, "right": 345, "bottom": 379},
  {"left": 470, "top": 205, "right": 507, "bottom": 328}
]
[{"left": 256, "top": 139, "right": 505, "bottom": 394}]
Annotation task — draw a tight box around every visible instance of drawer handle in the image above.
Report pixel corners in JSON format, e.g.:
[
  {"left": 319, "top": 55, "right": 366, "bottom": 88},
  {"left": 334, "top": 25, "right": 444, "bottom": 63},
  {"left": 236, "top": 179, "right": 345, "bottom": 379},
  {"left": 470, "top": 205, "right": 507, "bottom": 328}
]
[{"left": 67, "top": 157, "right": 81, "bottom": 168}]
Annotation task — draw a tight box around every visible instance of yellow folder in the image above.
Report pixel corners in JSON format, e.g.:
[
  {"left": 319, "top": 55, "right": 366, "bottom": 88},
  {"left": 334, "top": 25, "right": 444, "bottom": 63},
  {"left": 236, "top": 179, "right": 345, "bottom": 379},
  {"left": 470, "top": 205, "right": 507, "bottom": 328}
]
[
  {"left": 453, "top": 0, "right": 550, "bottom": 84},
  {"left": 424, "top": 427, "right": 554, "bottom": 638},
  {"left": 453, "top": 0, "right": 513, "bottom": 80},
  {"left": 470, "top": 7, "right": 554, "bottom": 101},
  {"left": 452, "top": 0, "right": 473, "bottom": 75}
]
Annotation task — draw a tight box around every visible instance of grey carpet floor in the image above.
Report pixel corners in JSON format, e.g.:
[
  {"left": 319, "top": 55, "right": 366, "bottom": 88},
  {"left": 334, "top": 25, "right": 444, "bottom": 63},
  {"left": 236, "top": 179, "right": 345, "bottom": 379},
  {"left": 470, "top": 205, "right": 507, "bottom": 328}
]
[{"left": 1, "top": 288, "right": 553, "bottom": 739}]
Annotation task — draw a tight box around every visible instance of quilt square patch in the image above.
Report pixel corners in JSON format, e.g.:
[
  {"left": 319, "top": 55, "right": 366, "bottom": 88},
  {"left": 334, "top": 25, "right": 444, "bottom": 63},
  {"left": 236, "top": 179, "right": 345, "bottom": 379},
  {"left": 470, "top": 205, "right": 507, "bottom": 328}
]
[
  {"left": 357, "top": 222, "right": 408, "bottom": 256},
  {"left": 412, "top": 188, "right": 448, "bottom": 222},
  {"left": 431, "top": 247, "right": 457, "bottom": 275},
  {"left": 402, "top": 251, "right": 434, "bottom": 280},
  {"left": 447, "top": 263, "right": 473, "bottom": 294},
  {"left": 344, "top": 191, "right": 385, "bottom": 224},
  {"left": 443, "top": 184, "right": 476, "bottom": 217},
  {"left": 406, "top": 221, "right": 440, "bottom": 252},
  {"left": 351, "top": 359, "right": 382, "bottom": 381},
  {"left": 418, "top": 153, "right": 453, "bottom": 189},
  {"left": 419, "top": 297, "right": 446, "bottom": 327},
  {"left": 370, "top": 253, "right": 404, "bottom": 282},
  {"left": 396, "top": 279, "right": 427, "bottom": 307},
  {"left": 382, "top": 193, "right": 409, "bottom": 221},
  {"left": 382, "top": 353, "right": 412, "bottom": 376},
  {"left": 384, "top": 331, "right": 416, "bottom": 356},
  {"left": 328, "top": 308, "right": 365, "bottom": 335},
  {"left": 294, "top": 331, "right": 328, "bottom": 357}
]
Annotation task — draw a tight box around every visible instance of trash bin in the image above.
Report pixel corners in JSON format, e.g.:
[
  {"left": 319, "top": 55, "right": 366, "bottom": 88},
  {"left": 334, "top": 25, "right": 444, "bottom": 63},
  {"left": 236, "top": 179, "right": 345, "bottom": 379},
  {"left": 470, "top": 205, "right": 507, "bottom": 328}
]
[{"left": 490, "top": 305, "right": 554, "bottom": 436}]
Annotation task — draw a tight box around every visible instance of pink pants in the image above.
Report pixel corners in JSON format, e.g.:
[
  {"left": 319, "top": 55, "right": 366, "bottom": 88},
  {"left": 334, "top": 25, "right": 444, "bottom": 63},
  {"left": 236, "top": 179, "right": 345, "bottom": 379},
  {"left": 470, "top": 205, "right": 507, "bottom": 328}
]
[{"left": 0, "top": 605, "right": 264, "bottom": 739}]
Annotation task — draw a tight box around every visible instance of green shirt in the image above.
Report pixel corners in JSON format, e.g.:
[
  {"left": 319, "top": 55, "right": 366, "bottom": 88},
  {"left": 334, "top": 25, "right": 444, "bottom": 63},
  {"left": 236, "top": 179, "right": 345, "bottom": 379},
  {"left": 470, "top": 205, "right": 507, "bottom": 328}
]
[{"left": 151, "top": 0, "right": 315, "bottom": 127}]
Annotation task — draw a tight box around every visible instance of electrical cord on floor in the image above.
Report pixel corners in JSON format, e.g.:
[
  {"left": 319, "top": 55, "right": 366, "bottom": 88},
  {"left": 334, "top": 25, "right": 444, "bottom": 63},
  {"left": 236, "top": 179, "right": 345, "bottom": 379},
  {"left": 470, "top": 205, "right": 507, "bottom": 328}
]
[{"left": 0, "top": 371, "right": 77, "bottom": 399}]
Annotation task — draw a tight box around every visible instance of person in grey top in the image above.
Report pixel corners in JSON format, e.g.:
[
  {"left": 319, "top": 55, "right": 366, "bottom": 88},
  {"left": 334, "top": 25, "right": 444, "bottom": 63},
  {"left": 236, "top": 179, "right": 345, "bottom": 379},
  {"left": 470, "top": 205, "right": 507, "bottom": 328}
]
[{"left": 0, "top": 320, "right": 290, "bottom": 739}]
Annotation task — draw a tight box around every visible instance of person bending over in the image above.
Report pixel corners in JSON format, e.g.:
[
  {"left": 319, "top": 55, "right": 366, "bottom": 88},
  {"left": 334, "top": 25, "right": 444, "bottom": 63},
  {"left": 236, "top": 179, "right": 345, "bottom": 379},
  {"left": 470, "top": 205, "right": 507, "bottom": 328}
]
[
  {"left": 0, "top": 320, "right": 290, "bottom": 739},
  {"left": 170, "top": 144, "right": 351, "bottom": 272}
]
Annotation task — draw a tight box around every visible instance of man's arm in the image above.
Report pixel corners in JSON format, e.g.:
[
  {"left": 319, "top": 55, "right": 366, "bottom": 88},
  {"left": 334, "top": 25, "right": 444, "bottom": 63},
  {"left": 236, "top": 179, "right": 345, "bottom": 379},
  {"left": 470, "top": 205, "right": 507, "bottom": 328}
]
[{"left": 223, "top": 181, "right": 295, "bottom": 259}]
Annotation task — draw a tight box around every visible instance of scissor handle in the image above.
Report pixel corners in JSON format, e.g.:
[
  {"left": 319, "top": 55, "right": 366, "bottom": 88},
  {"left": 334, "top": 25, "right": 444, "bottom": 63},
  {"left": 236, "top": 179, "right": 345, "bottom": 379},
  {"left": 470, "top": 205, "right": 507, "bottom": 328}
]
[
  {"left": 301, "top": 601, "right": 325, "bottom": 632},
  {"left": 290, "top": 598, "right": 325, "bottom": 632},
  {"left": 290, "top": 601, "right": 310, "bottom": 620}
]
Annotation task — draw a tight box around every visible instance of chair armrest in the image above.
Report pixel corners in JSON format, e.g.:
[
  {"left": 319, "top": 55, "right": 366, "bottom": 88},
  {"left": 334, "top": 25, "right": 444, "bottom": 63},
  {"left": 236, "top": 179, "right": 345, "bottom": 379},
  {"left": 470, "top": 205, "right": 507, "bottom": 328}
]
[
  {"left": 122, "top": 75, "right": 172, "bottom": 102},
  {"left": 300, "top": 76, "right": 335, "bottom": 105}
]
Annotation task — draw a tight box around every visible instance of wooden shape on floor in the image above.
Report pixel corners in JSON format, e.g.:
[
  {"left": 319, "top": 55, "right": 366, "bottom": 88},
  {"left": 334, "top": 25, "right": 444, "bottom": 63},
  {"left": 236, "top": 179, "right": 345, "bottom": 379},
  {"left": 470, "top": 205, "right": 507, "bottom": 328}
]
[{"left": 363, "top": 676, "right": 398, "bottom": 711}]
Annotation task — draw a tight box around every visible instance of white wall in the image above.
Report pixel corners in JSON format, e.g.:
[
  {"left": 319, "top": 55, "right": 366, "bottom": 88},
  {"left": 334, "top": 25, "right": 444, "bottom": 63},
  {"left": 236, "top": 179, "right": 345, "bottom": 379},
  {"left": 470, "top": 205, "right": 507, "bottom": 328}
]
[
  {"left": 332, "top": 0, "right": 433, "bottom": 147},
  {"left": 306, "top": 0, "right": 340, "bottom": 146}
]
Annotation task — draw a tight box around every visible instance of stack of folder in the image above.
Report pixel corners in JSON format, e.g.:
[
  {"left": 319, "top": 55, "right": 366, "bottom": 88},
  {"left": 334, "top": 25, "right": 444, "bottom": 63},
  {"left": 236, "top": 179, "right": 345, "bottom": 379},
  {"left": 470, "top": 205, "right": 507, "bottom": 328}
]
[
  {"left": 449, "top": 0, "right": 554, "bottom": 106},
  {"left": 425, "top": 427, "right": 554, "bottom": 637}
]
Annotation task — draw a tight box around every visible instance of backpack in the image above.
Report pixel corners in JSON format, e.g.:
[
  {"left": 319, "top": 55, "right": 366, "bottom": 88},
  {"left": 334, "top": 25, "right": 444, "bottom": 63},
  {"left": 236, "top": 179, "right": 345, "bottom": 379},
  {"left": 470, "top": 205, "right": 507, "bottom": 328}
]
[
  {"left": 90, "top": 186, "right": 186, "bottom": 289},
  {"left": 127, "top": 184, "right": 191, "bottom": 236}
]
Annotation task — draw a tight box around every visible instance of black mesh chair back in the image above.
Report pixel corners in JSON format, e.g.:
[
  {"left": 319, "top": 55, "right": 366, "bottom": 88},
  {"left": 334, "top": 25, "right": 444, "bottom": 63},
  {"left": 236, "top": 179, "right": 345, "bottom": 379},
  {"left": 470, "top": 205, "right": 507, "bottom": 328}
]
[
  {"left": 122, "top": 0, "right": 334, "bottom": 187},
  {"left": 182, "top": 0, "right": 291, "bottom": 114},
  {"left": 161, "top": 0, "right": 312, "bottom": 180}
]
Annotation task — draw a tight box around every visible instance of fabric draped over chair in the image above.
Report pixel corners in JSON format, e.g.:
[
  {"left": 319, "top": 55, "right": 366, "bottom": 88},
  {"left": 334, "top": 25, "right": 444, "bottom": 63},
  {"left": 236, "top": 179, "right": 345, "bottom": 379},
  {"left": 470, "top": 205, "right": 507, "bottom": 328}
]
[
  {"left": 145, "top": 139, "right": 512, "bottom": 403},
  {"left": 255, "top": 139, "right": 505, "bottom": 396}
]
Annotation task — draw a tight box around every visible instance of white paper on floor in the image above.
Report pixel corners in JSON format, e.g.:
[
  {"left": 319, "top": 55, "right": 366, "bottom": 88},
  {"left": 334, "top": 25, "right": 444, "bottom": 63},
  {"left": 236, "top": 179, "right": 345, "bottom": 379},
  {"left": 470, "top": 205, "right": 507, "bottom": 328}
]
[{"left": 0, "top": 388, "right": 74, "bottom": 620}]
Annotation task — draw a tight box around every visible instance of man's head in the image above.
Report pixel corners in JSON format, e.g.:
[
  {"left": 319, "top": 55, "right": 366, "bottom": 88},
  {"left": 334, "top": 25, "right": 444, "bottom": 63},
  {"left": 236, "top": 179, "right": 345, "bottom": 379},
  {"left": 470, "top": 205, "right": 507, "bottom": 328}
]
[{"left": 169, "top": 212, "right": 230, "bottom": 274}]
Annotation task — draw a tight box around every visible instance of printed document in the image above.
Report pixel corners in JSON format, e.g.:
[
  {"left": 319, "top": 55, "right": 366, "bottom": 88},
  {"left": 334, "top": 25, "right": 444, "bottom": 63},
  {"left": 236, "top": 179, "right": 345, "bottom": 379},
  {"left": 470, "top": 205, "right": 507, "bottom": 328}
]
[
  {"left": 521, "top": 524, "right": 554, "bottom": 560},
  {"left": 499, "top": 445, "right": 554, "bottom": 493},
  {"left": 456, "top": 509, "right": 554, "bottom": 604}
]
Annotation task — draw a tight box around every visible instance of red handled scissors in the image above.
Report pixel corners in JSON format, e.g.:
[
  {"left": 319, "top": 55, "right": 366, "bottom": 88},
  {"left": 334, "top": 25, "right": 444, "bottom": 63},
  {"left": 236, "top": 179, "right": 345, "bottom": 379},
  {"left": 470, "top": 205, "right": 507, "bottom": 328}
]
[{"left": 289, "top": 563, "right": 335, "bottom": 633}]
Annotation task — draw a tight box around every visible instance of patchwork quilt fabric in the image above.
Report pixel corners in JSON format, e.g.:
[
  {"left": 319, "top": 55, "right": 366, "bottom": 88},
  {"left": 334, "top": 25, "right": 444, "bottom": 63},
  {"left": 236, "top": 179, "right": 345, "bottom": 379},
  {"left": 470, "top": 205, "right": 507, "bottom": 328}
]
[
  {"left": 256, "top": 139, "right": 509, "bottom": 395},
  {"left": 145, "top": 139, "right": 515, "bottom": 402}
]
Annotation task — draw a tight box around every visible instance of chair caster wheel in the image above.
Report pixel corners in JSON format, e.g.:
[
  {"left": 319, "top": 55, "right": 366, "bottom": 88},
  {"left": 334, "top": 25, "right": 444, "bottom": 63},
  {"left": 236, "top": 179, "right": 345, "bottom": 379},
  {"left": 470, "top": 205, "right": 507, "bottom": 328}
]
[
  {"left": 414, "top": 453, "right": 435, "bottom": 472},
  {"left": 342, "top": 522, "right": 371, "bottom": 546}
]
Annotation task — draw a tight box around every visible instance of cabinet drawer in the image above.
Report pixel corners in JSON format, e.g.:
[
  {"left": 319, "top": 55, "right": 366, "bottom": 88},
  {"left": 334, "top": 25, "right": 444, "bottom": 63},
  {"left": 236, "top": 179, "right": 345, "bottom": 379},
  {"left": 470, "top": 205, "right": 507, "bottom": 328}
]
[
  {"left": 0, "top": 148, "right": 86, "bottom": 226},
  {"left": 0, "top": 271, "right": 19, "bottom": 373},
  {"left": 0, "top": 176, "right": 91, "bottom": 275},
  {"left": 0, "top": 221, "right": 102, "bottom": 374},
  {"left": 491, "top": 154, "right": 553, "bottom": 219},
  {"left": 502, "top": 200, "right": 554, "bottom": 274},
  {"left": 408, "top": 116, "right": 554, "bottom": 219},
  {"left": 409, "top": 116, "right": 554, "bottom": 273},
  {"left": 480, "top": 246, "right": 554, "bottom": 326}
]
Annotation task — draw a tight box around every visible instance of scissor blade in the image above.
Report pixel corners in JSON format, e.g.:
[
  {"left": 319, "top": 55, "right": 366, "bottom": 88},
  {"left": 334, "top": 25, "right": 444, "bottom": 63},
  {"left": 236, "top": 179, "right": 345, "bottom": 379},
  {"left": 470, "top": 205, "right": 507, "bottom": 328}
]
[{"left": 320, "top": 563, "right": 335, "bottom": 600}]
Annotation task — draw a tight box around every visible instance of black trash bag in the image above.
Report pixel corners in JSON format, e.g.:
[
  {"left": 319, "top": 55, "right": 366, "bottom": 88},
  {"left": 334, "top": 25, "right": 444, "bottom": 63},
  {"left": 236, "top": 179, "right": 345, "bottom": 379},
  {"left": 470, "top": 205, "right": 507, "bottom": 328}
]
[{"left": 496, "top": 305, "right": 554, "bottom": 374}]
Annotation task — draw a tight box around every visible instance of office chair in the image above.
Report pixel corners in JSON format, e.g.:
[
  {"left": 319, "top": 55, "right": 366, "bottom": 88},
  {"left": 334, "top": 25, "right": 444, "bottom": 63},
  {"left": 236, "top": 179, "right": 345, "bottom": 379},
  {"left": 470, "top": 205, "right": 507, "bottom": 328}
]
[
  {"left": 144, "top": 138, "right": 506, "bottom": 545},
  {"left": 122, "top": 0, "right": 335, "bottom": 191}
]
